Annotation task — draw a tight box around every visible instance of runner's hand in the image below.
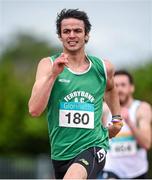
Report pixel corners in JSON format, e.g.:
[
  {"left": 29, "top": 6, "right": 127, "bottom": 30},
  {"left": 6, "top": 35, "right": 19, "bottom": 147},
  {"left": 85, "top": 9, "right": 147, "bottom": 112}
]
[
  {"left": 52, "top": 53, "right": 68, "bottom": 77},
  {"left": 121, "top": 107, "right": 131, "bottom": 125}
]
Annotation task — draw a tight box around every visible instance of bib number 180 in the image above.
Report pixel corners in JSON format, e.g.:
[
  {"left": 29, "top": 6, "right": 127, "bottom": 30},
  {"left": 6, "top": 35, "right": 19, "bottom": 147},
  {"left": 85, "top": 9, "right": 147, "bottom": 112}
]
[
  {"left": 59, "top": 102, "right": 94, "bottom": 129},
  {"left": 65, "top": 112, "right": 89, "bottom": 125},
  {"left": 59, "top": 110, "right": 94, "bottom": 129}
]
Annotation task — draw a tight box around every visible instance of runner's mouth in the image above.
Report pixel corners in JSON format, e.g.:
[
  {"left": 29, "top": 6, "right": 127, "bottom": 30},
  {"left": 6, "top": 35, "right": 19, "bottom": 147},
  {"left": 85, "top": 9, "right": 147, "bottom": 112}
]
[{"left": 68, "top": 41, "right": 78, "bottom": 45}]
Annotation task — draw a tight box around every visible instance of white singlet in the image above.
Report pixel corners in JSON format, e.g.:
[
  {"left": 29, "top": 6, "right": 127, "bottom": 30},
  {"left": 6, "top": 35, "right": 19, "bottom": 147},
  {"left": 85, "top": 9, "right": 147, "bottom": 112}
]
[{"left": 104, "top": 100, "right": 148, "bottom": 178}]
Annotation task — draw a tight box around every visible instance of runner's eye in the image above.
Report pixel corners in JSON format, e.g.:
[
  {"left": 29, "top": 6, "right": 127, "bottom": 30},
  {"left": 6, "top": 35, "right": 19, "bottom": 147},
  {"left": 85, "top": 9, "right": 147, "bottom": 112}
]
[
  {"left": 74, "top": 29, "right": 83, "bottom": 33},
  {"left": 63, "top": 29, "right": 71, "bottom": 34}
]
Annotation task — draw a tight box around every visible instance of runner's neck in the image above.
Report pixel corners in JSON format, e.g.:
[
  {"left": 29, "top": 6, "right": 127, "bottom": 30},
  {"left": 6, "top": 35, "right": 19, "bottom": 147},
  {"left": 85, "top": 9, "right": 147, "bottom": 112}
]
[{"left": 63, "top": 51, "right": 89, "bottom": 72}]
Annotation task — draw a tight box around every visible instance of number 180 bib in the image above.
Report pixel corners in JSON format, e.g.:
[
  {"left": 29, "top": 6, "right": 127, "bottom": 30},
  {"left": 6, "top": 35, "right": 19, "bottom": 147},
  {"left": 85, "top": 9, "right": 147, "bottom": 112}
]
[{"left": 59, "top": 102, "right": 94, "bottom": 129}]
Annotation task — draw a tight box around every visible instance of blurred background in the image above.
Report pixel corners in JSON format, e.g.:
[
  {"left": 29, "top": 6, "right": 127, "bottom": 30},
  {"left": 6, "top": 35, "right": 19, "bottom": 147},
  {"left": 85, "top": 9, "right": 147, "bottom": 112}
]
[{"left": 0, "top": 0, "right": 152, "bottom": 178}]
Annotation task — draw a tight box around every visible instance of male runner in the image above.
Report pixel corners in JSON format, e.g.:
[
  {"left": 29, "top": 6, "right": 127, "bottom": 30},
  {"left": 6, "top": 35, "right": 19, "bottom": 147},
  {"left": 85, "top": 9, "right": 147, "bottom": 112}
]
[
  {"left": 100, "top": 70, "right": 152, "bottom": 179},
  {"left": 28, "top": 9, "right": 123, "bottom": 179}
]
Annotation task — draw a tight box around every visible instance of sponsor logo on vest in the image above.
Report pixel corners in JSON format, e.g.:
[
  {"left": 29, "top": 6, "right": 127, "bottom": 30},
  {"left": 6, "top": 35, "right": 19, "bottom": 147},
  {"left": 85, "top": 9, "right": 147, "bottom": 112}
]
[
  {"left": 97, "top": 148, "right": 106, "bottom": 163},
  {"left": 64, "top": 91, "right": 95, "bottom": 103},
  {"left": 78, "top": 158, "right": 89, "bottom": 166},
  {"left": 58, "top": 78, "right": 70, "bottom": 83}
]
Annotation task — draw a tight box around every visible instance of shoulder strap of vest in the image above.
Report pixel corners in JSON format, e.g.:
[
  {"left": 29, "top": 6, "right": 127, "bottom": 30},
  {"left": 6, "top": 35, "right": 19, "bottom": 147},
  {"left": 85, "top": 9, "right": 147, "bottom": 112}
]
[{"left": 87, "top": 54, "right": 107, "bottom": 80}]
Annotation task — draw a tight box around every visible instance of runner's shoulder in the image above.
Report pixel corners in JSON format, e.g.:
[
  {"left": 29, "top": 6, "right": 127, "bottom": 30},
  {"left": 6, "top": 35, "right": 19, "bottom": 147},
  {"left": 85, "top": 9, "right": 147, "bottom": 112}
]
[
  {"left": 137, "top": 101, "right": 152, "bottom": 121},
  {"left": 39, "top": 57, "right": 52, "bottom": 65},
  {"left": 138, "top": 101, "right": 151, "bottom": 111},
  {"left": 35, "top": 57, "right": 53, "bottom": 78},
  {"left": 103, "top": 59, "right": 115, "bottom": 76},
  {"left": 37, "top": 57, "right": 53, "bottom": 68}
]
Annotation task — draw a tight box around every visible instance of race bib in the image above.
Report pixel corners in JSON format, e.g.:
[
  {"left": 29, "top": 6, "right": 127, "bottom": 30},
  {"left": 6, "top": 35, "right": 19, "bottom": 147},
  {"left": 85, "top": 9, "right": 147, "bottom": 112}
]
[
  {"left": 110, "top": 136, "right": 137, "bottom": 157},
  {"left": 59, "top": 102, "right": 94, "bottom": 129}
]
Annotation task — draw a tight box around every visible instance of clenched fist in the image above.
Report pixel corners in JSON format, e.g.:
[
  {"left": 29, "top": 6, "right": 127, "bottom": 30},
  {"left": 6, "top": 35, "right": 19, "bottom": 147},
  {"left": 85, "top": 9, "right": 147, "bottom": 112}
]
[{"left": 52, "top": 53, "right": 68, "bottom": 77}]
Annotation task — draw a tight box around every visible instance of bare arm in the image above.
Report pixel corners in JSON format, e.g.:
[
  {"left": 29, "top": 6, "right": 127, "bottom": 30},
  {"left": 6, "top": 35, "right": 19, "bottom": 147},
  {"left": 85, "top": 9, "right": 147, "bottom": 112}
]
[
  {"left": 104, "top": 61, "right": 122, "bottom": 138},
  {"left": 102, "top": 103, "right": 110, "bottom": 127},
  {"left": 28, "top": 53, "right": 68, "bottom": 117},
  {"left": 122, "top": 102, "right": 152, "bottom": 150}
]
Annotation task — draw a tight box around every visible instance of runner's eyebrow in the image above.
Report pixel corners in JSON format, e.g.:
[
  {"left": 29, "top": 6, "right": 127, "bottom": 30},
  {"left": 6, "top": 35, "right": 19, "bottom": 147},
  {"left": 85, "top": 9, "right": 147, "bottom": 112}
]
[{"left": 62, "top": 28, "right": 83, "bottom": 33}]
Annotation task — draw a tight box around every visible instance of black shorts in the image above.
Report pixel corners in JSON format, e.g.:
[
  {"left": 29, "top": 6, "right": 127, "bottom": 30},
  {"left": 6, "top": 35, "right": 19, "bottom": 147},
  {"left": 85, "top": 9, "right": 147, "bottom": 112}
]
[{"left": 52, "top": 147, "right": 106, "bottom": 179}]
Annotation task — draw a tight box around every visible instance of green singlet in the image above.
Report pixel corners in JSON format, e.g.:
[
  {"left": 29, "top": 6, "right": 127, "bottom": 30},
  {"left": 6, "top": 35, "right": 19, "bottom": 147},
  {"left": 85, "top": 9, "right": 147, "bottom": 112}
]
[{"left": 47, "top": 53, "right": 109, "bottom": 160}]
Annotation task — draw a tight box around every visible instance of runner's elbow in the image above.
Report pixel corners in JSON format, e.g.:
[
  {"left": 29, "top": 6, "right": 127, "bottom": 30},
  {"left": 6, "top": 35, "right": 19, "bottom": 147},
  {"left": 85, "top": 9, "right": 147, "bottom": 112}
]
[
  {"left": 29, "top": 110, "right": 41, "bottom": 117},
  {"left": 143, "top": 141, "right": 151, "bottom": 150},
  {"left": 138, "top": 137, "right": 151, "bottom": 150},
  {"left": 29, "top": 108, "right": 41, "bottom": 117},
  {"left": 28, "top": 104, "right": 42, "bottom": 117}
]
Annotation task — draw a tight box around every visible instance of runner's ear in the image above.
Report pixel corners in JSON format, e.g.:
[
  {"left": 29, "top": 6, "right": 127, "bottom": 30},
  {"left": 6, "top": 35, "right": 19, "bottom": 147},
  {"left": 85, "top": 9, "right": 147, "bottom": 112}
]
[
  {"left": 58, "top": 35, "right": 63, "bottom": 42},
  {"left": 131, "top": 84, "right": 135, "bottom": 94},
  {"left": 85, "top": 34, "right": 89, "bottom": 43}
]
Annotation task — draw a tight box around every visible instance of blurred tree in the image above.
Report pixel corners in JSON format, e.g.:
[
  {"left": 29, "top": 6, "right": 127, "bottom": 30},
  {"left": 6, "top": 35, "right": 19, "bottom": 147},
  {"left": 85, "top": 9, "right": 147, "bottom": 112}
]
[
  {"left": 0, "top": 33, "right": 61, "bottom": 156},
  {"left": 132, "top": 62, "right": 152, "bottom": 104}
]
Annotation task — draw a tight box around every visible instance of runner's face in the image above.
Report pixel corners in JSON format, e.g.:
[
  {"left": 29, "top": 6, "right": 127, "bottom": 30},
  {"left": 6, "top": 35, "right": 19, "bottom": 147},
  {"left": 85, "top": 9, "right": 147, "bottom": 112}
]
[
  {"left": 59, "top": 18, "right": 88, "bottom": 52},
  {"left": 114, "top": 75, "right": 134, "bottom": 105}
]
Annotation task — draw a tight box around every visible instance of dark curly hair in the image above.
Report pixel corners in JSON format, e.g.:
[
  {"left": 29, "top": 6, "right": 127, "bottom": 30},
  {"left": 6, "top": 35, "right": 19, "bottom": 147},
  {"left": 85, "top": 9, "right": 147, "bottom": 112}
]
[
  {"left": 56, "top": 9, "right": 92, "bottom": 37},
  {"left": 114, "top": 70, "right": 134, "bottom": 85}
]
